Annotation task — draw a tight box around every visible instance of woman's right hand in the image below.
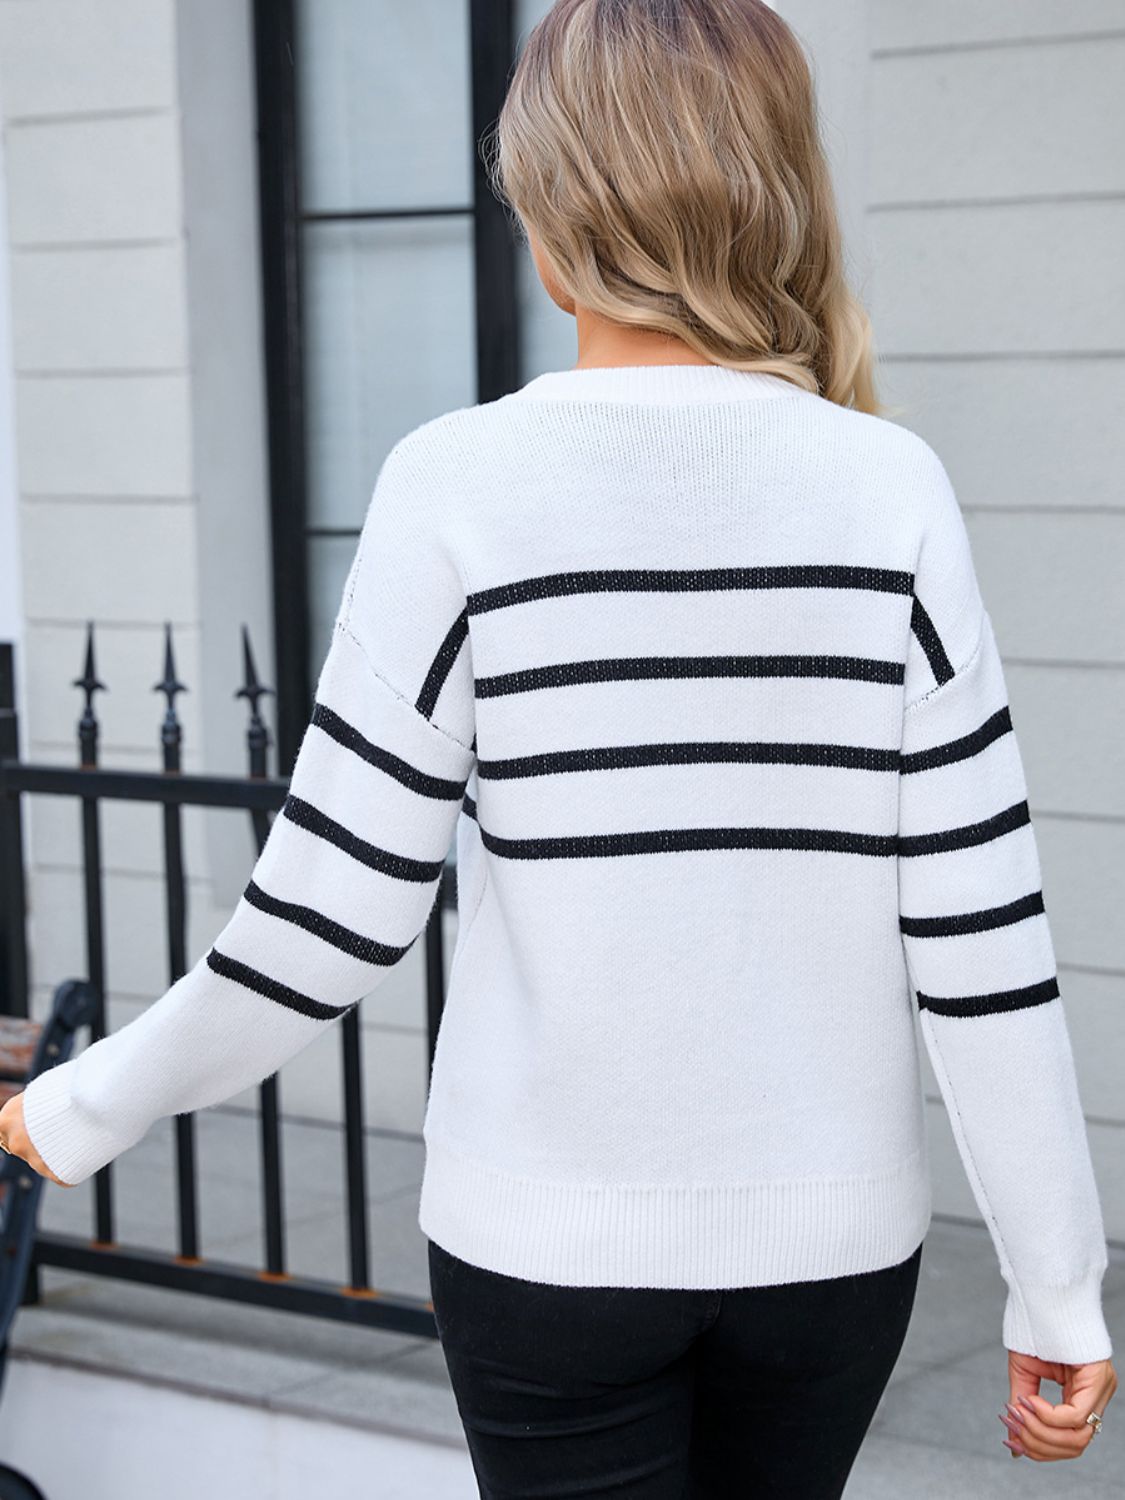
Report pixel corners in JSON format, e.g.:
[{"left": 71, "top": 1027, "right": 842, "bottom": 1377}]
[{"left": 1002, "top": 1350, "right": 1117, "bottom": 1460}]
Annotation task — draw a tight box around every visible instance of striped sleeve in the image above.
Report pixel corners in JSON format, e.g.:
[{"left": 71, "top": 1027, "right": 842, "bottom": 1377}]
[
  {"left": 21, "top": 433, "right": 476, "bottom": 1187},
  {"left": 898, "top": 453, "right": 1112, "bottom": 1364}
]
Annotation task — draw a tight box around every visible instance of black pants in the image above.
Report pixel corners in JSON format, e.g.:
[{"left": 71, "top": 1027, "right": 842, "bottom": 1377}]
[{"left": 428, "top": 1236, "right": 923, "bottom": 1499}]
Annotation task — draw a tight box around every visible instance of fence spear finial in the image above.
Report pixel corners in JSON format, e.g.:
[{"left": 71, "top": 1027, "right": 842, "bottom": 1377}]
[
  {"left": 237, "top": 624, "right": 274, "bottom": 776},
  {"left": 154, "top": 622, "right": 187, "bottom": 769},
  {"left": 72, "top": 619, "right": 106, "bottom": 768}
]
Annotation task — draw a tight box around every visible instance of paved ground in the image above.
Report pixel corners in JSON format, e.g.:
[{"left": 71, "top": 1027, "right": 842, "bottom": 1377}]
[{"left": 7, "top": 1105, "right": 1123, "bottom": 1497}]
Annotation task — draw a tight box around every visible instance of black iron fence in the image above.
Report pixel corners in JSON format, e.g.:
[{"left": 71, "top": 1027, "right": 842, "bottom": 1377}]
[{"left": 0, "top": 629, "right": 453, "bottom": 1338}]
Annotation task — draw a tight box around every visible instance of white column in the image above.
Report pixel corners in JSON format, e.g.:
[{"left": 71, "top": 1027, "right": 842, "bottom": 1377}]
[{"left": 173, "top": 0, "right": 274, "bottom": 905}]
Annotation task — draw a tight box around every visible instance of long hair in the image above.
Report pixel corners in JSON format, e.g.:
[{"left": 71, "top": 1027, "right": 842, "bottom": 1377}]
[{"left": 484, "top": 0, "right": 884, "bottom": 414}]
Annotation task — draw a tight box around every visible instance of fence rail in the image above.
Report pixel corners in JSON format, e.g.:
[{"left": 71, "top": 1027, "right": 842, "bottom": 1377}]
[{"left": 0, "top": 628, "right": 453, "bottom": 1337}]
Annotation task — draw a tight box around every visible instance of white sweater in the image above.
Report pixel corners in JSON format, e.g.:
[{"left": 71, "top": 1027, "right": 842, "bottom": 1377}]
[{"left": 22, "top": 362, "right": 1112, "bottom": 1364}]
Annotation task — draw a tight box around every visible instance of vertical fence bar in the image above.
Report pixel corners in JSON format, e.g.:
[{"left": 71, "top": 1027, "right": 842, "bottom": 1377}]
[
  {"left": 165, "top": 809, "right": 199, "bottom": 1262},
  {"left": 257, "top": 1072, "right": 285, "bottom": 1278},
  {"left": 240, "top": 626, "right": 287, "bottom": 1278},
  {"left": 340, "top": 1005, "right": 369, "bottom": 1292},
  {"left": 74, "top": 625, "right": 114, "bottom": 1244},
  {"left": 0, "top": 643, "right": 30, "bottom": 1021},
  {"left": 156, "top": 626, "right": 200, "bottom": 1262}
]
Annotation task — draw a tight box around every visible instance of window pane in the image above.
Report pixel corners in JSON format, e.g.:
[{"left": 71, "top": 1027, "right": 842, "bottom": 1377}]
[
  {"left": 303, "top": 215, "right": 477, "bottom": 531},
  {"left": 296, "top": 0, "right": 472, "bottom": 214}
]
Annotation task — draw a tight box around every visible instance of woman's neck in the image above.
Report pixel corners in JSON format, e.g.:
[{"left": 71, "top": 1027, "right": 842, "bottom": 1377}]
[{"left": 572, "top": 303, "right": 718, "bottom": 370}]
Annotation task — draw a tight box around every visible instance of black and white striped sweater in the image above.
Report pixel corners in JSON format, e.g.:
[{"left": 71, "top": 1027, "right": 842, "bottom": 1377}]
[{"left": 23, "top": 362, "right": 1112, "bottom": 1363}]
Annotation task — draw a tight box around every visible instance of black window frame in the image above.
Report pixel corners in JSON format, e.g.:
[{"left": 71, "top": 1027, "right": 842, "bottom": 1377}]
[{"left": 253, "top": 0, "right": 520, "bottom": 770}]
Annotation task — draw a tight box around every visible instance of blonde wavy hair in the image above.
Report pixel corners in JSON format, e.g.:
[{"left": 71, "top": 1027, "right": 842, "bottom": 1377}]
[{"left": 484, "top": 0, "right": 884, "bottom": 415}]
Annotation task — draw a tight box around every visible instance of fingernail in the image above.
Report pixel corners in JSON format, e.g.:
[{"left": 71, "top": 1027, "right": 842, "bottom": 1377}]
[
  {"left": 1017, "top": 1395, "right": 1036, "bottom": 1414},
  {"left": 1003, "top": 1439, "right": 1024, "bottom": 1458},
  {"left": 999, "top": 1414, "right": 1022, "bottom": 1435},
  {"left": 1004, "top": 1402, "right": 1025, "bottom": 1425}
]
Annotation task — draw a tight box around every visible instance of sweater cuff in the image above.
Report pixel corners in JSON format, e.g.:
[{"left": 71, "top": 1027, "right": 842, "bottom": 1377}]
[
  {"left": 20, "top": 1059, "right": 125, "bottom": 1187},
  {"left": 1002, "top": 1268, "right": 1114, "bottom": 1364}
]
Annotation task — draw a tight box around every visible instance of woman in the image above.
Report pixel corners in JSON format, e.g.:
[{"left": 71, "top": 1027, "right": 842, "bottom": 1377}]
[{"left": 2, "top": 1, "right": 1116, "bottom": 1494}]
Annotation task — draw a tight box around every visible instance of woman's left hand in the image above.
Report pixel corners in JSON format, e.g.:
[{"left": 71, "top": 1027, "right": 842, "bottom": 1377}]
[
  {"left": 0, "top": 1090, "right": 73, "bottom": 1186},
  {"left": 1004, "top": 1349, "right": 1117, "bottom": 1461}
]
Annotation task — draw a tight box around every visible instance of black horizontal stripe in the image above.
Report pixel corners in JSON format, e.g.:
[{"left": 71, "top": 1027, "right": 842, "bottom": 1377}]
[
  {"left": 461, "top": 796, "right": 1032, "bottom": 863},
  {"left": 900, "top": 706, "right": 1012, "bottom": 774},
  {"left": 416, "top": 608, "right": 469, "bottom": 720},
  {"left": 476, "top": 654, "right": 904, "bottom": 699},
  {"left": 466, "top": 564, "right": 913, "bottom": 617},
  {"left": 910, "top": 594, "right": 954, "bottom": 687},
  {"left": 312, "top": 702, "right": 467, "bottom": 799},
  {"left": 242, "top": 878, "right": 411, "bottom": 966},
  {"left": 282, "top": 793, "right": 445, "bottom": 882},
  {"left": 916, "top": 975, "right": 1060, "bottom": 1018},
  {"left": 478, "top": 739, "right": 901, "bottom": 780},
  {"left": 478, "top": 824, "right": 898, "bottom": 859},
  {"left": 458, "top": 807, "right": 895, "bottom": 859},
  {"left": 206, "top": 947, "right": 351, "bottom": 1022},
  {"left": 900, "top": 889, "right": 1045, "bottom": 938},
  {"left": 897, "top": 799, "right": 1030, "bottom": 857}
]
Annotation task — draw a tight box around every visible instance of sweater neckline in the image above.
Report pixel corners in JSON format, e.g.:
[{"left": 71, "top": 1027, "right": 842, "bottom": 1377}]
[{"left": 509, "top": 363, "right": 813, "bottom": 406}]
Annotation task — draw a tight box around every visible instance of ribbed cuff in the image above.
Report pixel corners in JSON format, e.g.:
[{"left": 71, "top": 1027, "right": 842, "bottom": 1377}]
[
  {"left": 20, "top": 1059, "right": 124, "bottom": 1187},
  {"left": 1003, "top": 1268, "right": 1114, "bottom": 1364}
]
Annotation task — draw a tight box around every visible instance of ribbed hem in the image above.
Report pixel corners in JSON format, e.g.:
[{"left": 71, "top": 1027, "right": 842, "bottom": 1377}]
[
  {"left": 20, "top": 1059, "right": 123, "bottom": 1187},
  {"left": 510, "top": 363, "right": 813, "bottom": 407},
  {"left": 418, "top": 1136, "right": 932, "bottom": 1289},
  {"left": 1003, "top": 1268, "right": 1114, "bottom": 1364}
]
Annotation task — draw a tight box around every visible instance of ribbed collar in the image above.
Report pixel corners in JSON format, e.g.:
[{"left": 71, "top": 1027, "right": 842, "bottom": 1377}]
[{"left": 510, "top": 362, "right": 813, "bottom": 406}]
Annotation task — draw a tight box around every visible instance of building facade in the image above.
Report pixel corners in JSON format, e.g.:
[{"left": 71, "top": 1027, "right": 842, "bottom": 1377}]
[{"left": 0, "top": 0, "right": 1121, "bottom": 1235}]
